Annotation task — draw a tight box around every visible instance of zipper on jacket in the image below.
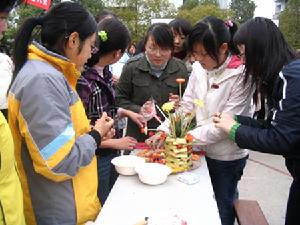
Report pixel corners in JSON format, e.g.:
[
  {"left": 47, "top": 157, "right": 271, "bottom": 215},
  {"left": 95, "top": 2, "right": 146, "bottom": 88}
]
[{"left": 0, "top": 200, "right": 7, "bottom": 225}]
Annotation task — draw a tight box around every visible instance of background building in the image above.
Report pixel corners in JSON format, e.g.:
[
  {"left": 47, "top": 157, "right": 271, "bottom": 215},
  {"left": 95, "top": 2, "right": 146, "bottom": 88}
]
[
  {"left": 218, "top": 0, "right": 230, "bottom": 9},
  {"left": 274, "top": 0, "right": 288, "bottom": 19},
  {"left": 169, "top": 0, "right": 229, "bottom": 9}
]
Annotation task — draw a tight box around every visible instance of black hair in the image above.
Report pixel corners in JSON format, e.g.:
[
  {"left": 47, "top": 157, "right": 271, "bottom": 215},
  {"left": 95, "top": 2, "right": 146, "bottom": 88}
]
[
  {"left": 0, "top": 0, "right": 20, "bottom": 13},
  {"left": 188, "top": 16, "right": 238, "bottom": 65},
  {"left": 95, "top": 9, "right": 117, "bottom": 23},
  {"left": 13, "top": 2, "right": 97, "bottom": 77},
  {"left": 135, "top": 37, "right": 145, "bottom": 55},
  {"left": 144, "top": 23, "right": 174, "bottom": 51},
  {"left": 233, "top": 17, "right": 296, "bottom": 100},
  {"left": 169, "top": 18, "right": 192, "bottom": 37},
  {"left": 86, "top": 17, "right": 131, "bottom": 67}
]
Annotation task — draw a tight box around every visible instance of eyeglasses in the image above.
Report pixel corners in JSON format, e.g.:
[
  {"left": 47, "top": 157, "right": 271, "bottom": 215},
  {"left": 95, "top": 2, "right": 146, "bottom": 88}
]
[{"left": 146, "top": 46, "right": 171, "bottom": 55}]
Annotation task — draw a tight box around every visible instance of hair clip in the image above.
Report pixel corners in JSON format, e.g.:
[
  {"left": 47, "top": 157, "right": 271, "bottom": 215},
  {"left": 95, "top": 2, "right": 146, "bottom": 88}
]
[
  {"left": 225, "top": 20, "right": 233, "bottom": 28},
  {"left": 98, "top": 30, "right": 108, "bottom": 42}
]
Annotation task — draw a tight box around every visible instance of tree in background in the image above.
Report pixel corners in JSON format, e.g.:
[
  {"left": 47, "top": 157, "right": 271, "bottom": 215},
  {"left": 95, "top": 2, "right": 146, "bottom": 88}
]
[
  {"left": 180, "top": 0, "right": 199, "bottom": 10},
  {"left": 178, "top": 3, "right": 232, "bottom": 25},
  {"left": 199, "top": 0, "right": 219, "bottom": 7},
  {"left": 104, "top": 0, "right": 176, "bottom": 43},
  {"left": 80, "top": 0, "right": 104, "bottom": 16},
  {"left": 279, "top": 0, "right": 300, "bottom": 50},
  {"left": 1, "top": 0, "right": 104, "bottom": 55},
  {"left": 230, "top": 0, "right": 255, "bottom": 24}
]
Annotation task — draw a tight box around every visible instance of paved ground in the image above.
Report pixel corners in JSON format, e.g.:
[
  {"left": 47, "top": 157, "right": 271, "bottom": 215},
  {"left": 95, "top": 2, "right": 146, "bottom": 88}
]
[{"left": 237, "top": 151, "right": 292, "bottom": 225}]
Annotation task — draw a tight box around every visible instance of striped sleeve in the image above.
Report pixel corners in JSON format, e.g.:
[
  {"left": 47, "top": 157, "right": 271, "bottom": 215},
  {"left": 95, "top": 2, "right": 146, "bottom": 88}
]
[{"left": 18, "top": 72, "right": 96, "bottom": 181}]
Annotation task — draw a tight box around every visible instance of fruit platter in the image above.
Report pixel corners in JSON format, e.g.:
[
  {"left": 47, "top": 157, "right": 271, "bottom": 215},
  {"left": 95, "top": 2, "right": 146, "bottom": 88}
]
[{"left": 135, "top": 143, "right": 202, "bottom": 174}]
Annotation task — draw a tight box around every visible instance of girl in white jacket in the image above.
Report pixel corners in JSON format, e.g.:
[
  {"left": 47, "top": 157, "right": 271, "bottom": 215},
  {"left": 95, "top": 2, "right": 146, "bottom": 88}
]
[
  {"left": 149, "top": 16, "right": 255, "bottom": 225},
  {"left": 183, "top": 16, "right": 255, "bottom": 225}
]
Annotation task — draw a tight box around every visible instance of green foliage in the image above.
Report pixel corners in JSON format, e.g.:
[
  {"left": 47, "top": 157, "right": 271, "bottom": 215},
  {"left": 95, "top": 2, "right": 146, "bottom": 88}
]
[
  {"left": 1, "top": 3, "right": 44, "bottom": 54},
  {"left": 229, "top": 0, "right": 255, "bottom": 24},
  {"left": 104, "top": 0, "right": 176, "bottom": 43},
  {"left": 180, "top": 0, "right": 199, "bottom": 10},
  {"left": 1, "top": 0, "right": 104, "bottom": 54},
  {"left": 279, "top": 0, "right": 300, "bottom": 50},
  {"left": 178, "top": 4, "right": 233, "bottom": 25},
  {"left": 199, "top": 0, "right": 219, "bottom": 7},
  {"left": 77, "top": 0, "right": 104, "bottom": 16}
]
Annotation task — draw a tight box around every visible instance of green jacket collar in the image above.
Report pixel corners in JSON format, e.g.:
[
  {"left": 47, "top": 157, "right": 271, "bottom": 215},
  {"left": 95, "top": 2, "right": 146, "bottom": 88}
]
[{"left": 137, "top": 55, "right": 182, "bottom": 78}]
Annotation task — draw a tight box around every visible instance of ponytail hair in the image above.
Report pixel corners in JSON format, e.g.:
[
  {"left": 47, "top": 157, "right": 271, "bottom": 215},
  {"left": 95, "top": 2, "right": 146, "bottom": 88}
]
[
  {"left": 224, "top": 20, "right": 239, "bottom": 55},
  {"left": 13, "top": 17, "right": 43, "bottom": 75},
  {"left": 188, "top": 16, "right": 238, "bottom": 65},
  {"left": 12, "top": 2, "right": 97, "bottom": 86},
  {"left": 86, "top": 17, "right": 131, "bottom": 67}
]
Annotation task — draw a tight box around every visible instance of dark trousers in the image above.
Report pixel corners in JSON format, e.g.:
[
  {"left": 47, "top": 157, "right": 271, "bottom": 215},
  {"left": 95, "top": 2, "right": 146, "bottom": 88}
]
[
  {"left": 97, "top": 153, "right": 119, "bottom": 205},
  {"left": 285, "top": 158, "right": 300, "bottom": 225},
  {"left": 285, "top": 179, "right": 300, "bottom": 225},
  {"left": 206, "top": 156, "right": 248, "bottom": 225}
]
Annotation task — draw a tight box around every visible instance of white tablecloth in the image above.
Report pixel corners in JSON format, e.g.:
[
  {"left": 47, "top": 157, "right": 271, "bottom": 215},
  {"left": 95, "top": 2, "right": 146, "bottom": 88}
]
[{"left": 88, "top": 157, "right": 221, "bottom": 225}]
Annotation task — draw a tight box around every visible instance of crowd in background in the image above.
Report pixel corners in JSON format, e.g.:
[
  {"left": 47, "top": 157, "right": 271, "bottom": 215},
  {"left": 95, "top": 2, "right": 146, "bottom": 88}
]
[{"left": 0, "top": 1, "right": 299, "bottom": 225}]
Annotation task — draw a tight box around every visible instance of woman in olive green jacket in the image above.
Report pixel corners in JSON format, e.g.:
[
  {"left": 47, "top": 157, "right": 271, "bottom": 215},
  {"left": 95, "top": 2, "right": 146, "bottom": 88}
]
[{"left": 116, "top": 23, "right": 189, "bottom": 141}]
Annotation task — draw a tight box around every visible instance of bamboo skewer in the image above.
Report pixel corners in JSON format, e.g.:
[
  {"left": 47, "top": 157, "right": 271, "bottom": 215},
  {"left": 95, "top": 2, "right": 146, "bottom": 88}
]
[{"left": 155, "top": 104, "right": 168, "bottom": 121}]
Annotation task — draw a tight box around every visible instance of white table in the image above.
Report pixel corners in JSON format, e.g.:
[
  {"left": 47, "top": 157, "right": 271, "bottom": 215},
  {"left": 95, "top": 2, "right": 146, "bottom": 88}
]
[{"left": 88, "top": 157, "right": 221, "bottom": 225}]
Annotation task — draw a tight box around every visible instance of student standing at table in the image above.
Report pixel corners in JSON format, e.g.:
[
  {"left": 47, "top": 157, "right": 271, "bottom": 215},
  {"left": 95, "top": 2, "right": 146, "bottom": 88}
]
[
  {"left": 148, "top": 16, "right": 255, "bottom": 225},
  {"left": 8, "top": 2, "right": 114, "bottom": 224},
  {"left": 77, "top": 17, "right": 143, "bottom": 204},
  {"left": 213, "top": 17, "right": 300, "bottom": 225},
  {"left": 116, "top": 23, "right": 188, "bottom": 142}
]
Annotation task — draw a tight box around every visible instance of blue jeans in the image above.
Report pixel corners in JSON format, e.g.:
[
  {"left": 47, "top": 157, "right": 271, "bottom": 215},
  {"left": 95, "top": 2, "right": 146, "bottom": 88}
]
[
  {"left": 97, "top": 154, "right": 119, "bottom": 205},
  {"left": 206, "top": 156, "right": 248, "bottom": 225}
]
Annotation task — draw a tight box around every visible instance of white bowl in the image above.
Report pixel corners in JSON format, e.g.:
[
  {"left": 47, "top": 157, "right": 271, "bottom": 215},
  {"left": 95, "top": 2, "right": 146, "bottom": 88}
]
[
  {"left": 135, "top": 163, "right": 172, "bottom": 185},
  {"left": 111, "top": 155, "right": 145, "bottom": 176}
]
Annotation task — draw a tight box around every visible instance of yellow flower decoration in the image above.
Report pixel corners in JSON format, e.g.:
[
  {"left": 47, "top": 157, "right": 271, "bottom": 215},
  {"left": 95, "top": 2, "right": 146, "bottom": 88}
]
[
  {"left": 98, "top": 30, "right": 108, "bottom": 42},
  {"left": 162, "top": 101, "right": 175, "bottom": 113},
  {"left": 193, "top": 99, "right": 204, "bottom": 108}
]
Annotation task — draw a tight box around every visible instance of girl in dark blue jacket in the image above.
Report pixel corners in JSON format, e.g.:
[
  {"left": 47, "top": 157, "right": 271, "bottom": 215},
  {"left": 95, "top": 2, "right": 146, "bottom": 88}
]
[{"left": 213, "top": 17, "right": 300, "bottom": 225}]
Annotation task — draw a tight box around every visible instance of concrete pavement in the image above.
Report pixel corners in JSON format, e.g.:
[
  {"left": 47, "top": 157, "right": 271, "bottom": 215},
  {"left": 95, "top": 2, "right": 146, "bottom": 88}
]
[{"left": 238, "top": 151, "right": 293, "bottom": 225}]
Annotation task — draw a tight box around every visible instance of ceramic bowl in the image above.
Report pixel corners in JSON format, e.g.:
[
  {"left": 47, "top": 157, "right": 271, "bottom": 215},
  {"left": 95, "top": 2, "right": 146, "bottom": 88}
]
[
  {"left": 135, "top": 163, "right": 172, "bottom": 185},
  {"left": 111, "top": 155, "right": 145, "bottom": 176}
]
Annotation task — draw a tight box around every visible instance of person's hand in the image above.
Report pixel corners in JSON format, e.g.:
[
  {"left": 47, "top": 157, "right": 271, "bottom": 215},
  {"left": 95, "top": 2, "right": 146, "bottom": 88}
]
[
  {"left": 114, "top": 136, "right": 138, "bottom": 150},
  {"left": 127, "top": 111, "right": 145, "bottom": 128},
  {"left": 93, "top": 112, "right": 114, "bottom": 137},
  {"left": 213, "top": 112, "right": 237, "bottom": 133},
  {"left": 119, "top": 108, "right": 145, "bottom": 128},
  {"left": 145, "top": 131, "right": 166, "bottom": 150},
  {"left": 112, "top": 75, "right": 119, "bottom": 85},
  {"left": 102, "top": 128, "right": 116, "bottom": 141},
  {"left": 169, "top": 93, "right": 180, "bottom": 109}
]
